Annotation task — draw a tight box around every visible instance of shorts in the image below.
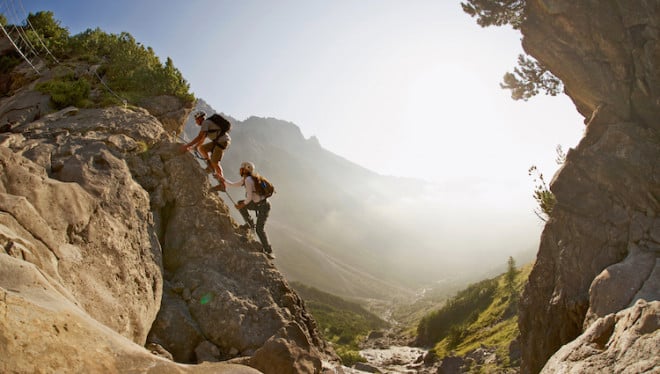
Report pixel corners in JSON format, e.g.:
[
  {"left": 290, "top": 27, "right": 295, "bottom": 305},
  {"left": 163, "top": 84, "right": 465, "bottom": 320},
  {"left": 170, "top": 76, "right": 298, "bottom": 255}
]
[{"left": 201, "top": 141, "right": 226, "bottom": 164}]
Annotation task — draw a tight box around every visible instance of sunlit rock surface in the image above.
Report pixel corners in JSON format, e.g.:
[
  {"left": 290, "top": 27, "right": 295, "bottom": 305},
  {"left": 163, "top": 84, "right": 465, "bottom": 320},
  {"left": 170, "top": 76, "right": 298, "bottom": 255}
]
[{"left": 0, "top": 58, "right": 336, "bottom": 372}]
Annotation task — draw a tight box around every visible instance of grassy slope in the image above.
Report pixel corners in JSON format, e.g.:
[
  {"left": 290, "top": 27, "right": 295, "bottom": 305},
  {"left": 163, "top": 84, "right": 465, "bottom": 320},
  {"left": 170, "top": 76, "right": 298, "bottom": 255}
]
[
  {"left": 291, "top": 281, "right": 389, "bottom": 348},
  {"left": 292, "top": 261, "right": 531, "bottom": 370},
  {"left": 429, "top": 263, "right": 532, "bottom": 369},
  {"left": 392, "top": 283, "right": 464, "bottom": 337}
]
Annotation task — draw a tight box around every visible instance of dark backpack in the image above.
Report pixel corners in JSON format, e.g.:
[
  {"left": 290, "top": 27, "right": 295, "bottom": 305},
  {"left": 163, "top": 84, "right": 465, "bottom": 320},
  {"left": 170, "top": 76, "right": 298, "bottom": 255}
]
[
  {"left": 207, "top": 113, "right": 231, "bottom": 134},
  {"left": 252, "top": 174, "right": 275, "bottom": 198}
]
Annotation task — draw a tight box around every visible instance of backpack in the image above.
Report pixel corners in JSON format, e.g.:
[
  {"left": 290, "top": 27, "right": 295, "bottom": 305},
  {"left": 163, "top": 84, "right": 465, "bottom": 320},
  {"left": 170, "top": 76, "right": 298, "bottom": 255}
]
[
  {"left": 207, "top": 113, "right": 231, "bottom": 135},
  {"left": 205, "top": 113, "right": 231, "bottom": 149},
  {"left": 252, "top": 174, "right": 275, "bottom": 198}
]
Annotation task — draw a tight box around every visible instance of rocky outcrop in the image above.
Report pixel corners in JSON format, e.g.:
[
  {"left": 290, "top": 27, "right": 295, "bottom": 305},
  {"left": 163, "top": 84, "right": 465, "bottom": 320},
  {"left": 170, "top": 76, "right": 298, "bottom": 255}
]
[
  {"left": 518, "top": 1, "right": 659, "bottom": 373},
  {"left": 0, "top": 61, "right": 336, "bottom": 371},
  {"left": 0, "top": 251, "right": 260, "bottom": 374},
  {"left": 0, "top": 105, "right": 247, "bottom": 373},
  {"left": 138, "top": 95, "right": 193, "bottom": 135},
  {"left": 133, "top": 141, "right": 334, "bottom": 370},
  {"left": 541, "top": 300, "right": 659, "bottom": 374},
  {"left": 1, "top": 106, "right": 165, "bottom": 345}
]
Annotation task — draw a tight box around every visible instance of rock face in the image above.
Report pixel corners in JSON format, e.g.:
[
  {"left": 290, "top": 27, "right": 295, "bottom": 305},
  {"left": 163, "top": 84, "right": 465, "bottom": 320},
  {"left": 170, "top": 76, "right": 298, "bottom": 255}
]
[
  {"left": 0, "top": 56, "right": 335, "bottom": 371},
  {"left": 135, "top": 141, "right": 334, "bottom": 370},
  {"left": 1, "top": 107, "right": 165, "bottom": 345},
  {"left": 0, "top": 251, "right": 259, "bottom": 374},
  {"left": 541, "top": 300, "right": 660, "bottom": 374},
  {"left": 518, "top": 1, "right": 659, "bottom": 373},
  {"left": 138, "top": 95, "right": 193, "bottom": 135}
]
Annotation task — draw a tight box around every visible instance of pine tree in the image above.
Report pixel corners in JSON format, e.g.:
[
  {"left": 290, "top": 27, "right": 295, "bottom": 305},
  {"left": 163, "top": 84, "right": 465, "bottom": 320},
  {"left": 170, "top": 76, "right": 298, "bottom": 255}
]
[
  {"left": 461, "top": 0, "right": 563, "bottom": 100},
  {"left": 505, "top": 256, "right": 518, "bottom": 293}
]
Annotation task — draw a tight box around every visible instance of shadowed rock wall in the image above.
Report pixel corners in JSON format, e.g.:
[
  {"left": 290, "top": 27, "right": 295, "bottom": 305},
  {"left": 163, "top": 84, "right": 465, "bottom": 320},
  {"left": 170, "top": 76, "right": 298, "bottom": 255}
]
[{"left": 518, "top": 1, "right": 659, "bottom": 373}]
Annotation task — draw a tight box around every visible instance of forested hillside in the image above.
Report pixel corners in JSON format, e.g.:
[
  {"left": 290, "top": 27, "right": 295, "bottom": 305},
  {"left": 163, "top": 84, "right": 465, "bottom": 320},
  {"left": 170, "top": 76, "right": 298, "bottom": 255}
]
[
  {"left": 416, "top": 259, "right": 532, "bottom": 372},
  {"left": 1, "top": 11, "right": 192, "bottom": 108}
]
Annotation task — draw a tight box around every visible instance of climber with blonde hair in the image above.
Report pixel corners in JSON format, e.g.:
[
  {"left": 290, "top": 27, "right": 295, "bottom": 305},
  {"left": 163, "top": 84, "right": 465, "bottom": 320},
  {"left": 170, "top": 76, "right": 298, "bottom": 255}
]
[{"left": 223, "top": 161, "right": 274, "bottom": 259}]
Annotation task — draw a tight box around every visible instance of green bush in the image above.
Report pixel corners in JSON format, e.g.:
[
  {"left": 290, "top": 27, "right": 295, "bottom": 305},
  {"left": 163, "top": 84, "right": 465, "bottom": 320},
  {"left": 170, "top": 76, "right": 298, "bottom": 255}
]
[
  {"left": 416, "top": 261, "right": 533, "bottom": 370},
  {"left": 36, "top": 75, "right": 91, "bottom": 109},
  {"left": 0, "top": 54, "right": 21, "bottom": 74},
  {"left": 528, "top": 144, "right": 567, "bottom": 222},
  {"left": 306, "top": 299, "right": 385, "bottom": 348},
  {"left": 13, "top": 11, "right": 194, "bottom": 106},
  {"left": 336, "top": 347, "right": 366, "bottom": 367},
  {"left": 65, "top": 29, "right": 194, "bottom": 104},
  {"left": 462, "top": 1, "right": 564, "bottom": 101},
  {"left": 291, "top": 282, "right": 388, "bottom": 350},
  {"left": 24, "top": 11, "right": 69, "bottom": 58},
  {"left": 446, "top": 324, "right": 468, "bottom": 350}
]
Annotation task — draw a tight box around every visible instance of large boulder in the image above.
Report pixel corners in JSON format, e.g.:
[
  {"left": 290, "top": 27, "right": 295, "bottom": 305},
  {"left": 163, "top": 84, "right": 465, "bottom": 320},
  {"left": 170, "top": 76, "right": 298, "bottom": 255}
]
[
  {"left": 541, "top": 300, "right": 659, "bottom": 373},
  {"left": 138, "top": 95, "right": 193, "bottom": 135},
  {"left": 1, "top": 106, "right": 166, "bottom": 344},
  {"left": 584, "top": 244, "right": 658, "bottom": 327},
  {"left": 250, "top": 323, "right": 323, "bottom": 374},
  {"left": 0, "top": 253, "right": 261, "bottom": 374}
]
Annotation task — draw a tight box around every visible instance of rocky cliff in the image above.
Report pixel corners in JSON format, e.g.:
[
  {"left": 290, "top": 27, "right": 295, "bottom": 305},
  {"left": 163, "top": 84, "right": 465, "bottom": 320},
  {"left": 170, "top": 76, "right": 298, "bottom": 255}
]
[
  {"left": 518, "top": 1, "right": 659, "bottom": 373},
  {"left": 0, "top": 54, "right": 336, "bottom": 372}
]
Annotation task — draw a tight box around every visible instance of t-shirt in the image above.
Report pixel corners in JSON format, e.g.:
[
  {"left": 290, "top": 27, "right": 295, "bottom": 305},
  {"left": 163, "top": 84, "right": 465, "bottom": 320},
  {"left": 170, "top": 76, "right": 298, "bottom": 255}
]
[
  {"left": 225, "top": 175, "right": 263, "bottom": 203},
  {"left": 200, "top": 119, "right": 220, "bottom": 139}
]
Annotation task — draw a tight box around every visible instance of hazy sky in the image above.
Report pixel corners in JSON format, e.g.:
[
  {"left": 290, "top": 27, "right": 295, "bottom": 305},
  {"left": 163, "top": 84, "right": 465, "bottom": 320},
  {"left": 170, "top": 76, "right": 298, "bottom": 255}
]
[{"left": 12, "top": 0, "right": 584, "bottom": 228}]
